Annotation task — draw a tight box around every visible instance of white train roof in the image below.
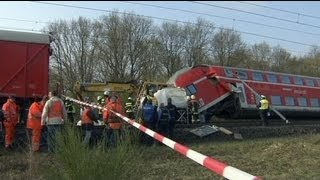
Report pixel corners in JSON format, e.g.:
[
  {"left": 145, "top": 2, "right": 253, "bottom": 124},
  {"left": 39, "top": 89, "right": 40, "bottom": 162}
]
[{"left": 0, "top": 29, "right": 50, "bottom": 44}]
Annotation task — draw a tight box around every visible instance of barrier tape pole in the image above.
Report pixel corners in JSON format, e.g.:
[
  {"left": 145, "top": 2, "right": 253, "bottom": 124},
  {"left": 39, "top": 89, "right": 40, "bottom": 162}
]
[{"left": 63, "top": 95, "right": 262, "bottom": 180}]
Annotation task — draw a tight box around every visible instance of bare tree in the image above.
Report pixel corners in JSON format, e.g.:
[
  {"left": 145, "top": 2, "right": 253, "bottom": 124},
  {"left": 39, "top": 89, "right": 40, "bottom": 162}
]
[
  {"left": 182, "top": 18, "right": 214, "bottom": 66},
  {"left": 210, "top": 29, "right": 247, "bottom": 66},
  {"left": 157, "top": 22, "right": 185, "bottom": 79},
  {"left": 297, "top": 45, "right": 320, "bottom": 76},
  {"left": 250, "top": 42, "right": 272, "bottom": 70},
  {"left": 95, "top": 13, "right": 128, "bottom": 82},
  {"left": 122, "top": 13, "right": 153, "bottom": 80},
  {"left": 47, "top": 17, "right": 100, "bottom": 95},
  {"left": 95, "top": 12, "right": 154, "bottom": 82},
  {"left": 270, "top": 45, "right": 291, "bottom": 72}
]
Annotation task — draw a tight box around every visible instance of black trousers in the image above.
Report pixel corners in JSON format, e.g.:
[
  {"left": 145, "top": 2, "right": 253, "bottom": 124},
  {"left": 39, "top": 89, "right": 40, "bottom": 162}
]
[{"left": 259, "top": 109, "right": 269, "bottom": 126}]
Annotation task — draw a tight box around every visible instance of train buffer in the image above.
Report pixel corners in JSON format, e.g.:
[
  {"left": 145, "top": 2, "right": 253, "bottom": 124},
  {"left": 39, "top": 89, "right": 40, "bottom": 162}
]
[{"left": 190, "top": 125, "right": 243, "bottom": 140}]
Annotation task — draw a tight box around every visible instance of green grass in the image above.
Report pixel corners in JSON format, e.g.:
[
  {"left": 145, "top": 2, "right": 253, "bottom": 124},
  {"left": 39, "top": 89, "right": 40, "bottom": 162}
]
[
  {"left": 0, "top": 131, "right": 319, "bottom": 180},
  {"left": 43, "top": 126, "right": 144, "bottom": 180}
]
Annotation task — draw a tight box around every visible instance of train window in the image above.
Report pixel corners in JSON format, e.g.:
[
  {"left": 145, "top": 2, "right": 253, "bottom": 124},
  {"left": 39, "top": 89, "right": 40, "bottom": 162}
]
[
  {"left": 310, "top": 98, "right": 319, "bottom": 107},
  {"left": 297, "top": 97, "right": 307, "bottom": 107},
  {"left": 236, "top": 70, "right": 248, "bottom": 80},
  {"left": 305, "top": 79, "right": 315, "bottom": 87},
  {"left": 224, "top": 68, "right": 234, "bottom": 77},
  {"left": 253, "top": 72, "right": 264, "bottom": 81},
  {"left": 186, "top": 84, "right": 197, "bottom": 95},
  {"left": 316, "top": 79, "right": 320, "bottom": 87},
  {"left": 280, "top": 75, "right": 291, "bottom": 84},
  {"left": 293, "top": 77, "right": 303, "bottom": 85},
  {"left": 271, "top": 96, "right": 282, "bottom": 105},
  {"left": 185, "top": 88, "right": 191, "bottom": 96},
  {"left": 285, "top": 97, "right": 295, "bottom": 106},
  {"left": 267, "top": 74, "right": 278, "bottom": 83}
]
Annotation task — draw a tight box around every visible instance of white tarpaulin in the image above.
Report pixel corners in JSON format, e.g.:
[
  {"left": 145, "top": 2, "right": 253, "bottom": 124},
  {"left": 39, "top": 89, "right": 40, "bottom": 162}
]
[{"left": 154, "top": 87, "right": 188, "bottom": 108}]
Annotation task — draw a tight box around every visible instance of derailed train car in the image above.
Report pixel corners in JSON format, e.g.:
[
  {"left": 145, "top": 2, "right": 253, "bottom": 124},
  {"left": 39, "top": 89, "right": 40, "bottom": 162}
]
[{"left": 168, "top": 64, "right": 320, "bottom": 119}]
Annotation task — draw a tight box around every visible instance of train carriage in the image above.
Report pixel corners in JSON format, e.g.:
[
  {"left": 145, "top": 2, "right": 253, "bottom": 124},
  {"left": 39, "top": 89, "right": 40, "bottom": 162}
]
[
  {"left": 0, "top": 29, "right": 52, "bottom": 123},
  {"left": 169, "top": 64, "right": 320, "bottom": 119}
]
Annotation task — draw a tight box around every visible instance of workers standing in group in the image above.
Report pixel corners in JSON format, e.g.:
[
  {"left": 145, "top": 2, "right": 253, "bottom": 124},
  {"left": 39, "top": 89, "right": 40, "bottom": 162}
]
[
  {"left": 2, "top": 96, "right": 20, "bottom": 150},
  {"left": 103, "top": 95, "right": 124, "bottom": 148},
  {"left": 125, "top": 97, "right": 134, "bottom": 119},
  {"left": 189, "top": 95, "right": 200, "bottom": 123},
  {"left": 257, "top": 95, "right": 270, "bottom": 126},
  {"left": 81, "top": 99, "right": 98, "bottom": 146},
  {"left": 141, "top": 98, "right": 157, "bottom": 146},
  {"left": 65, "top": 100, "right": 76, "bottom": 124},
  {"left": 41, "top": 90, "right": 67, "bottom": 153},
  {"left": 27, "top": 96, "right": 44, "bottom": 152},
  {"left": 165, "top": 98, "right": 178, "bottom": 139}
]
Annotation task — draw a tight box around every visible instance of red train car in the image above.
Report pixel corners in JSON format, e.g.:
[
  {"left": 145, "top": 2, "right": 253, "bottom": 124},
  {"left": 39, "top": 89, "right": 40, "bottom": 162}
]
[
  {"left": 169, "top": 65, "right": 320, "bottom": 119},
  {"left": 0, "top": 29, "right": 51, "bottom": 123}
]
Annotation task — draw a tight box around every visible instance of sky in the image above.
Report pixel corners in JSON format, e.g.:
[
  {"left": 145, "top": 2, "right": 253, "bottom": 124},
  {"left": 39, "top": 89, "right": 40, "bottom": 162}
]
[{"left": 1, "top": 1, "right": 320, "bottom": 57}]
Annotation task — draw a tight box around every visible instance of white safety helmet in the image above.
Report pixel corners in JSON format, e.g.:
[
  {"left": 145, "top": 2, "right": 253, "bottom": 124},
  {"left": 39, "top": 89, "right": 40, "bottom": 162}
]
[
  {"left": 191, "top": 95, "right": 196, "bottom": 100},
  {"left": 104, "top": 91, "right": 110, "bottom": 96},
  {"left": 187, "top": 96, "right": 191, "bottom": 100},
  {"left": 261, "top": 95, "right": 266, "bottom": 99}
]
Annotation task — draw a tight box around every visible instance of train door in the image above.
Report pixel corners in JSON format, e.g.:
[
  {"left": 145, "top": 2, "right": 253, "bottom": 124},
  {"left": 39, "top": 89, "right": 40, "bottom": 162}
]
[{"left": 235, "top": 83, "right": 248, "bottom": 108}]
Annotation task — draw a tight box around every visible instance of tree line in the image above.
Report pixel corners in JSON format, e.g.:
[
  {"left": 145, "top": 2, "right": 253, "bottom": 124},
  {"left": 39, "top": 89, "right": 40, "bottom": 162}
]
[{"left": 46, "top": 12, "right": 320, "bottom": 95}]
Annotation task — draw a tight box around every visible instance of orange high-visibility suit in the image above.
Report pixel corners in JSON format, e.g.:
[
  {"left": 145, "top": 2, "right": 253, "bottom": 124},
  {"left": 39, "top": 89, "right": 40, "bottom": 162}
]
[
  {"left": 27, "top": 101, "right": 44, "bottom": 151},
  {"left": 103, "top": 101, "right": 124, "bottom": 129},
  {"left": 2, "top": 99, "right": 19, "bottom": 148}
]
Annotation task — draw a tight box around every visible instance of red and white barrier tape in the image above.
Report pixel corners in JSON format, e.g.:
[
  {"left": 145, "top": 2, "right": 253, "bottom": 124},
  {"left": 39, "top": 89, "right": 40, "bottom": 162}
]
[{"left": 64, "top": 96, "right": 262, "bottom": 180}]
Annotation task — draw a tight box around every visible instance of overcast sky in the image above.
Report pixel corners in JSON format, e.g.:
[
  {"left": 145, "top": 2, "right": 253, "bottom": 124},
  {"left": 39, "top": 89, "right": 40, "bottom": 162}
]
[{"left": 1, "top": 1, "right": 320, "bottom": 57}]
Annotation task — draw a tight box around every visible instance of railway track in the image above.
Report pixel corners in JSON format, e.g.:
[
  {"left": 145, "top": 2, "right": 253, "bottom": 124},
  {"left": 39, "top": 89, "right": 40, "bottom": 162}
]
[
  {"left": 174, "top": 119, "right": 320, "bottom": 143},
  {"left": 1, "top": 118, "right": 320, "bottom": 149}
]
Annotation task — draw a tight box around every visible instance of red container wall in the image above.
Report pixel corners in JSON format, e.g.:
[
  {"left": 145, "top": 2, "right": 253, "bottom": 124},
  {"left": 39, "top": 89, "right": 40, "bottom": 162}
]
[{"left": 0, "top": 40, "right": 49, "bottom": 98}]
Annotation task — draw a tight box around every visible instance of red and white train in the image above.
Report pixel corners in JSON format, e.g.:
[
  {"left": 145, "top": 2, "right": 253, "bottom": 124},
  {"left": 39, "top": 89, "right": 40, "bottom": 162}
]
[{"left": 168, "top": 65, "right": 320, "bottom": 119}]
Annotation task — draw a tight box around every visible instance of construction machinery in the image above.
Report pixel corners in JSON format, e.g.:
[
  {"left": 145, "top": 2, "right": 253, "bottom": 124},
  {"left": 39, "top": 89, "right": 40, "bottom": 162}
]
[
  {"left": 73, "top": 80, "right": 170, "bottom": 108},
  {"left": 73, "top": 80, "right": 139, "bottom": 102}
]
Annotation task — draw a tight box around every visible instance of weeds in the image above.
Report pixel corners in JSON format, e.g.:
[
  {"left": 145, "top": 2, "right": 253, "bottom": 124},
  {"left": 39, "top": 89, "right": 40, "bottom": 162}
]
[{"left": 44, "top": 126, "right": 144, "bottom": 180}]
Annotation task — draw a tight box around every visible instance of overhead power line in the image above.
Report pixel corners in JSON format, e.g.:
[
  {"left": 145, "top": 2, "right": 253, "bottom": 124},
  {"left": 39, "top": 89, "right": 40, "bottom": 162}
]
[
  {"left": 0, "top": 16, "right": 48, "bottom": 24},
  {"left": 189, "top": 1, "right": 320, "bottom": 29},
  {"left": 237, "top": 1, "right": 320, "bottom": 20},
  {"left": 121, "top": 1, "right": 320, "bottom": 37},
  {"left": 28, "top": 1, "right": 315, "bottom": 53}
]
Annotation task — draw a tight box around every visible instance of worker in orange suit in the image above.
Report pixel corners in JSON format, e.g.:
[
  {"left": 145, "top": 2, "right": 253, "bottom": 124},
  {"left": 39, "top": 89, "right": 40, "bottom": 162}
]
[
  {"left": 2, "top": 96, "right": 20, "bottom": 150},
  {"left": 27, "top": 96, "right": 44, "bottom": 152},
  {"left": 103, "top": 95, "right": 124, "bottom": 148},
  {"left": 81, "top": 101, "right": 98, "bottom": 146}
]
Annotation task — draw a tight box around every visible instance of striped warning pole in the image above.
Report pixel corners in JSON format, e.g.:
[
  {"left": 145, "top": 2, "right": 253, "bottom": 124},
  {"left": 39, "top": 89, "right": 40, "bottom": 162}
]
[{"left": 64, "top": 96, "right": 262, "bottom": 180}]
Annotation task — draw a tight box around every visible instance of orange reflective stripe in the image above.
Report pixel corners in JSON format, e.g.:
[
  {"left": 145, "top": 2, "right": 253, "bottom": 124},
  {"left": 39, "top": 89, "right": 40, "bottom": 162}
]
[
  {"left": 104, "top": 102, "right": 123, "bottom": 129},
  {"left": 2, "top": 101, "right": 19, "bottom": 123},
  {"left": 82, "top": 109, "right": 93, "bottom": 124},
  {"left": 48, "top": 101, "right": 63, "bottom": 118}
]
